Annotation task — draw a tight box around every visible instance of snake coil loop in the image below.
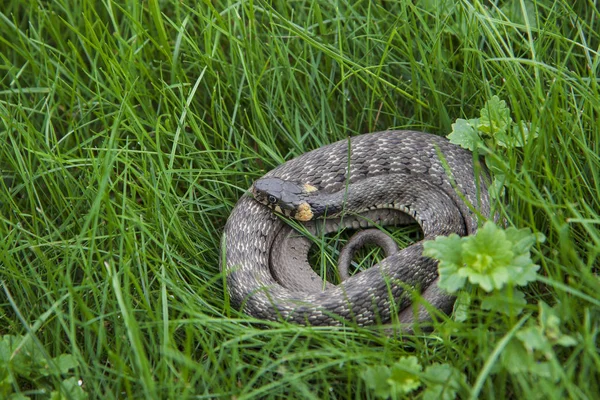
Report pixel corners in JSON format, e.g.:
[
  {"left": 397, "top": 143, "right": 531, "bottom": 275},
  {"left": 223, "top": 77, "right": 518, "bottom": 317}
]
[{"left": 223, "top": 130, "right": 490, "bottom": 328}]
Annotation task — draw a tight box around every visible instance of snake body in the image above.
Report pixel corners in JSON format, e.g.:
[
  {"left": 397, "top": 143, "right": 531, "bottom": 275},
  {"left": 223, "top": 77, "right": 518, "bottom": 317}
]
[{"left": 223, "top": 130, "right": 490, "bottom": 326}]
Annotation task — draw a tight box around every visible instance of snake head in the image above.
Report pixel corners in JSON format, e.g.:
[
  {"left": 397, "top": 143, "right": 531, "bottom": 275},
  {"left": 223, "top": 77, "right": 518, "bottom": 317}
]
[{"left": 251, "top": 178, "right": 317, "bottom": 221}]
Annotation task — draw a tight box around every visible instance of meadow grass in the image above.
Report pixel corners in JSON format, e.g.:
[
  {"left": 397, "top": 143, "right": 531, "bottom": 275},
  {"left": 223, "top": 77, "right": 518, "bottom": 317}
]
[{"left": 1, "top": 0, "right": 599, "bottom": 398}]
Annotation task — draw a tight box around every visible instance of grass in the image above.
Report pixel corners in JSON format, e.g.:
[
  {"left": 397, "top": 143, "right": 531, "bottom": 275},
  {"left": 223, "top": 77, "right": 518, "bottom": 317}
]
[{"left": 1, "top": 0, "right": 599, "bottom": 398}]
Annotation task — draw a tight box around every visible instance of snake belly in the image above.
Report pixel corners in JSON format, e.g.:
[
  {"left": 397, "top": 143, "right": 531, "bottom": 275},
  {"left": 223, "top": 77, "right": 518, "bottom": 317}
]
[{"left": 222, "top": 130, "right": 490, "bottom": 326}]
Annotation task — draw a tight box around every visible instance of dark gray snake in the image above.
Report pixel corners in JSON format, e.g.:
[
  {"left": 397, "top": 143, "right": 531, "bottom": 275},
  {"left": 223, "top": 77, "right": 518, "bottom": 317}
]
[{"left": 222, "top": 131, "right": 490, "bottom": 327}]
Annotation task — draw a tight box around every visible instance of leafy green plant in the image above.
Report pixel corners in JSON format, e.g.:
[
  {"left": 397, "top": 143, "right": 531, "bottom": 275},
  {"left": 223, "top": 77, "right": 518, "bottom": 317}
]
[
  {"left": 501, "top": 302, "right": 578, "bottom": 378},
  {"left": 421, "top": 96, "right": 581, "bottom": 386},
  {"left": 365, "top": 99, "right": 547, "bottom": 396},
  {"left": 362, "top": 356, "right": 466, "bottom": 400},
  {"left": 423, "top": 95, "right": 546, "bottom": 316},
  {"left": 423, "top": 222, "right": 544, "bottom": 315},
  {"left": 0, "top": 335, "right": 86, "bottom": 400},
  {"left": 448, "top": 95, "right": 538, "bottom": 198},
  {"left": 448, "top": 96, "right": 538, "bottom": 151}
]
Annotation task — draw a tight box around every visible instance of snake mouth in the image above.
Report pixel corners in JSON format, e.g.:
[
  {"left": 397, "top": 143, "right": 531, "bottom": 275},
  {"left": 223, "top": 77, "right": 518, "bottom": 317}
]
[
  {"left": 260, "top": 201, "right": 314, "bottom": 222},
  {"left": 271, "top": 204, "right": 292, "bottom": 216}
]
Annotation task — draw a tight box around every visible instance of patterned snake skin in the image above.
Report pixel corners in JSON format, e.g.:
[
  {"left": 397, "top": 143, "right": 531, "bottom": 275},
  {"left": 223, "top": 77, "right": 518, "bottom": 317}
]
[{"left": 222, "top": 130, "right": 490, "bottom": 327}]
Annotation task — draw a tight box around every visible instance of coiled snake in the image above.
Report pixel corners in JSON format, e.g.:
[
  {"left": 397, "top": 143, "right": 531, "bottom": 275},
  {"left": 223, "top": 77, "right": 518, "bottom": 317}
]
[{"left": 222, "top": 131, "right": 490, "bottom": 327}]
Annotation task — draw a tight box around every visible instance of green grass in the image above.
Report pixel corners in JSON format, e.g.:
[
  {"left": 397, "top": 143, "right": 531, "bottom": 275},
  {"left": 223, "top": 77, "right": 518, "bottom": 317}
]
[{"left": 1, "top": 0, "right": 599, "bottom": 398}]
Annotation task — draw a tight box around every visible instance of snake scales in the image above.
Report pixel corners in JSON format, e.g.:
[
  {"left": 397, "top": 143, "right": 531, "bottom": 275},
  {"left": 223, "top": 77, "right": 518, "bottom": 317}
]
[{"left": 222, "top": 130, "right": 490, "bottom": 327}]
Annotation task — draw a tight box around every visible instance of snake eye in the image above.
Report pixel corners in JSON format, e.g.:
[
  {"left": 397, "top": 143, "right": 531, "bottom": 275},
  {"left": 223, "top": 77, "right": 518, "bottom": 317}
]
[{"left": 267, "top": 195, "right": 277, "bottom": 204}]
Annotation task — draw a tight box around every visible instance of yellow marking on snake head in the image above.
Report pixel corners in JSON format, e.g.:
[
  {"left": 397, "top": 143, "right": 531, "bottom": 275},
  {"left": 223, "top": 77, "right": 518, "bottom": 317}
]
[
  {"left": 303, "top": 183, "right": 318, "bottom": 193},
  {"left": 274, "top": 205, "right": 283, "bottom": 214},
  {"left": 295, "top": 202, "right": 314, "bottom": 221}
]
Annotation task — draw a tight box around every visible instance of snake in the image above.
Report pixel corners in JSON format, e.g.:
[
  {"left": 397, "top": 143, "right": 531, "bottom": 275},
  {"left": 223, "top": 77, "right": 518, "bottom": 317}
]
[{"left": 222, "top": 130, "right": 490, "bottom": 327}]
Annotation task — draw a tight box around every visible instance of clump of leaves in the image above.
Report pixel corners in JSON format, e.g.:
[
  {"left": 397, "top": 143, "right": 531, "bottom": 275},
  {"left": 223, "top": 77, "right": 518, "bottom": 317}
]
[
  {"left": 447, "top": 95, "right": 538, "bottom": 198},
  {"left": 425, "top": 95, "right": 580, "bottom": 382},
  {"left": 448, "top": 95, "right": 538, "bottom": 151},
  {"left": 501, "top": 302, "right": 578, "bottom": 378},
  {"left": 423, "top": 221, "right": 544, "bottom": 315},
  {"left": 0, "top": 335, "right": 87, "bottom": 400},
  {"left": 362, "top": 356, "right": 466, "bottom": 400},
  {"left": 427, "top": 95, "right": 545, "bottom": 317}
]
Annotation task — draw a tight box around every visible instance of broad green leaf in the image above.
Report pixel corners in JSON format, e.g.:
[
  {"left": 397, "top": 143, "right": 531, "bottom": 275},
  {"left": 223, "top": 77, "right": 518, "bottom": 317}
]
[
  {"left": 538, "top": 302, "right": 578, "bottom": 346},
  {"left": 505, "top": 227, "right": 544, "bottom": 255},
  {"left": 423, "top": 234, "right": 463, "bottom": 266},
  {"left": 555, "top": 335, "right": 578, "bottom": 347},
  {"left": 438, "top": 264, "right": 467, "bottom": 293},
  {"left": 54, "top": 354, "right": 79, "bottom": 375},
  {"left": 481, "top": 288, "right": 527, "bottom": 315},
  {"left": 448, "top": 118, "right": 481, "bottom": 151},
  {"left": 500, "top": 338, "right": 534, "bottom": 373},
  {"left": 489, "top": 176, "right": 506, "bottom": 199},
  {"left": 388, "top": 357, "right": 422, "bottom": 394},
  {"left": 424, "top": 234, "right": 465, "bottom": 292},
  {"left": 423, "top": 364, "right": 466, "bottom": 400},
  {"left": 362, "top": 366, "right": 391, "bottom": 399},
  {"left": 508, "top": 254, "right": 540, "bottom": 286},
  {"left": 478, "top": 96, "right": 512, "bottom": 136},
  {"left": 461, "top": 222, "right": 514, "bottom": 291},
  {"left": 452, "top": 291, "right": 471, "bottom": 322},
  {"left": 509, "top": 121, "right": 540, "bottom": 147},
  {"left": 492, "top": 131, "right": 513, "bottom": 148},
  {"left": 529, "top": 362, "right": 556, "bottom": 379},
  {"left": 484, "top": 153, "right": 507, "bottom": 176},
  {"left": 516, "top": 326, "right": 548, "bottom": 353}
]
